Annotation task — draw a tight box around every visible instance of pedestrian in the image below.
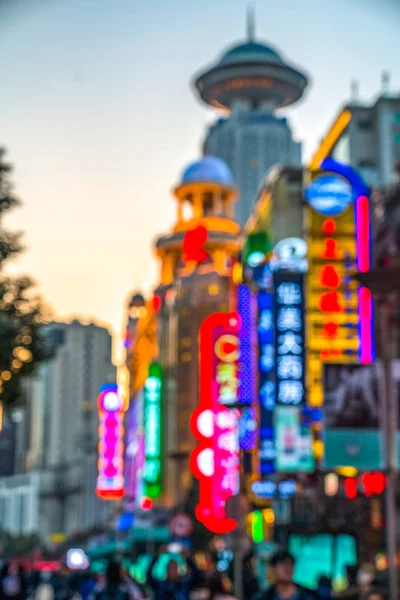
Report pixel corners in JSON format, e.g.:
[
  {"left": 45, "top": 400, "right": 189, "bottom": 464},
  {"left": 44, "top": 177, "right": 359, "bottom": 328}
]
[
  {"left": 317, "top": 576, "right": 332, "bottom": 600},
  {"left": 0, "top": 562, "right": 24, "bottom": 600},
  {"left": 93, "top": 562, "right": 130, "bottom": 600},
  {"left": 258, "top": 551, "right": 317, "bottom": 600},
  {"left": 34, "top": 572, "right": 55, "bottom": 600},
  {"left": 147, "top": 547, "right": 202, "bottom": 600},
  {"left": 206, "top": 571, "right": 237, "bottom": 600},
  {"left": 360, "top": 589, "right": 386, "bottom": 600}
]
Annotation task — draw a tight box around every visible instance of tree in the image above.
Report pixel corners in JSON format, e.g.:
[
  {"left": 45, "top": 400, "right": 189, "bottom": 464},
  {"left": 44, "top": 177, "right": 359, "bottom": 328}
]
[{"left": 0, "top": 148, "right": 52, "bottom": 407}]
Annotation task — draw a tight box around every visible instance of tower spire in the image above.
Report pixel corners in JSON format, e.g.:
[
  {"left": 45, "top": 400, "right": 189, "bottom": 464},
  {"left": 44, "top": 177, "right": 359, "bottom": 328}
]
[{"left": 247, "top": 5, "right": 255, "bottom": 41}]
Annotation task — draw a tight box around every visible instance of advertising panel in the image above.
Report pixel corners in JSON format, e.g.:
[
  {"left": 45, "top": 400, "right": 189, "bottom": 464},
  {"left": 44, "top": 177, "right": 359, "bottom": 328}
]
[{"left": 274, "top": 406, "right": 314, "bottom": 473}]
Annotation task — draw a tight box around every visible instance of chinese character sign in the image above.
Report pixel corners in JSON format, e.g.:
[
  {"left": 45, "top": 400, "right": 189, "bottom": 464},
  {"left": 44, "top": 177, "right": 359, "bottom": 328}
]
[
  {"left": 274, "top": 272, "right": 306, "bottom": 406},
  {"left": 257, "top": 290, "right": 275, "bottom": 475},
  {"left": 96, "top": 384, "right": 125, "bottom": 500},
  {"left": 190, "top": 312, "right": 240, "bottom": 534},
  {"left": 143, "top": 363, "right": 163, "bottom": 499}
]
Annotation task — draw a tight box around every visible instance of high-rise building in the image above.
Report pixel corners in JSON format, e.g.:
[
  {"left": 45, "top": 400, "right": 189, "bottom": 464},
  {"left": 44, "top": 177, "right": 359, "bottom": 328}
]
[
  {"left": 0, "top": 321, "right": 116, "bottom": 538},
  {"left": 310, "top": 93, "right": 400, "bottom": 189},
  {"left": 193, "top": 13, "right": 308, "bottom": 226}
]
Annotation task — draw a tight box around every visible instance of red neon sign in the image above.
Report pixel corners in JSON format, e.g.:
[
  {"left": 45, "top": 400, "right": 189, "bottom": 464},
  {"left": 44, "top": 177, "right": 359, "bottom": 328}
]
[
  {"left": 190, "top": 312, "right": 240, "bottom": 534},
  {"left": 183, "top": 226, "right": 209, "bottom": 263}
]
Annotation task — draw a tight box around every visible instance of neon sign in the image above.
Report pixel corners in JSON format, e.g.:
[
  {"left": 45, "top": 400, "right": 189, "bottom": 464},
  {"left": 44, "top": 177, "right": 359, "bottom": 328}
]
[
  {"left": 96, "top": 384, "right": 125, "bottom": 500},
  {"left": 305, "top": 174, "right": 353, "bottom": 216},
  {"left": 190, "top": 312, "right": 240, "bottom": 534},
  {"left": 274, "top": 272, "right": 305, "bottom": 406},
  {"left": 257, "top": 291, "right": 275, "bottom": 475},
  {"left": 182, "top": 226, "right": 209, "bottom": 264},
  {"left": 237, "top": 284, "right": 257, "bottom": 451},
  {"left": 143, "top": 363, "right": 163, "bottom": 499}
]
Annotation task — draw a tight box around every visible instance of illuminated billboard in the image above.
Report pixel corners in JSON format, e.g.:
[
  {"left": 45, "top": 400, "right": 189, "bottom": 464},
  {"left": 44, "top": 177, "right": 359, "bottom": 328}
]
[
  {"left": 305, "top": 159, "right": 374, "bottom": 459},
  {"left": 190, "top": 312, "right": 240, "bottom": 534},
  {"left": 96, "top": 384, "right": 125, "bottom": 500},
  {"left": 143, "top": 363, "right": 163, "bottom": 499}
]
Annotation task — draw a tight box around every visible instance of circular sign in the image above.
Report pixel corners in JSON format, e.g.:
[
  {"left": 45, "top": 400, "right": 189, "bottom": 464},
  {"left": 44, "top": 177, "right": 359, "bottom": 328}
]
[
  {"left": 305, "top": 174, "right": 353, "bottom": 216},
  {"left": 214, "top": 334, "right": 239, "bottom": 363},
  {"left": 273, "top": 238, "right": 307, "bottom": 260},
  {"left": 169, "top": 513, "right": 194, "bottom": 538}
]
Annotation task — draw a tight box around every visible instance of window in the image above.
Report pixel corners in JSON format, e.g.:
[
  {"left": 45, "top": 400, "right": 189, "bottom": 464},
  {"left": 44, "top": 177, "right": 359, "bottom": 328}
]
[{"left": 358, "top": 119, "right": 372, "bottom": 131}]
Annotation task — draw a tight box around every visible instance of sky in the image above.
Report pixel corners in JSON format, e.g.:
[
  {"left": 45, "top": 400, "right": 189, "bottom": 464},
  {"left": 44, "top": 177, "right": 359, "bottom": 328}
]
[{"left": 0, "top": 0, "right": 399, "bottom": 360}]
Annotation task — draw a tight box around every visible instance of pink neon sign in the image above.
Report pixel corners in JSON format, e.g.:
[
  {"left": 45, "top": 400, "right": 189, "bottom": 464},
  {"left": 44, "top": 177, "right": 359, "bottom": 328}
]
[
  {"left": 190, "top": 312, "right": 240, "bottom": 534},
  {"left": 356, "top": 194, "right": 373, "bottom": 364},
  {"left": 96, "top": 384, "right": 125, "bottom": 500}
]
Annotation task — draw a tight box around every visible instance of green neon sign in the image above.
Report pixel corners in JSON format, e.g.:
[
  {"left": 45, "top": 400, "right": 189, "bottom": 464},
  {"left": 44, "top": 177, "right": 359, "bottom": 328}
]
[{"left": 143, "top": 363, "right": 163, "bottom": 498}]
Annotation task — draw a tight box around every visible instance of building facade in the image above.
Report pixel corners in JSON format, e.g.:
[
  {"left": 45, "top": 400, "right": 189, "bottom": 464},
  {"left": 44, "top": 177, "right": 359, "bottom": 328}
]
[
  {"left": 310, "top": 94, "right": 400, "bottom": 189},
  {"left": 193, "top": 23, "right": 308, "bottom": 226},
  {"left": 0, "top": 321, "right": 116, "bottom": 539}
]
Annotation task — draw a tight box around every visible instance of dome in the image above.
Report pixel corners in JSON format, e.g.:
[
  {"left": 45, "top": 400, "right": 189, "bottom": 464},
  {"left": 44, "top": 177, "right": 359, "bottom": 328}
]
[
  {"left": 219, "top": 41, "right": 282, "bottom": 65},
  {"left": 180, "top": 156, "right": 233, "bottom": 186}
]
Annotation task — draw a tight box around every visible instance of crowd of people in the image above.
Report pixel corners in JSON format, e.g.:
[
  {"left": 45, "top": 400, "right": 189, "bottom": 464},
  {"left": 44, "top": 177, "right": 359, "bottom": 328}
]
[{"left": 0, "top": 550, "right": 388, "bottom": 600}]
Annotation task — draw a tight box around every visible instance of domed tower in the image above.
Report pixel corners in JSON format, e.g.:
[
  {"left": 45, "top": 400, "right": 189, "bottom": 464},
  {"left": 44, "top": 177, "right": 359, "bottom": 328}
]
[
  {"left": 155, "top": 156, "right": 241, "bottom": 285},
  {"left": 193, "top": 11, "right": 309, "bottom": 226},
  {"left": 154, "top": 157, "right": 241, "bottom": 507}
]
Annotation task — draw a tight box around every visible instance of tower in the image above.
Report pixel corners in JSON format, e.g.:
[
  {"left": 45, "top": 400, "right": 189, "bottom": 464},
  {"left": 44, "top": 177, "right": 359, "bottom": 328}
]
[
  {"left": 154, "top": 156, "right": 241, "bottom": 506},
  {"left": 193, "top": 15, "right": 309, "bottom": 226}
]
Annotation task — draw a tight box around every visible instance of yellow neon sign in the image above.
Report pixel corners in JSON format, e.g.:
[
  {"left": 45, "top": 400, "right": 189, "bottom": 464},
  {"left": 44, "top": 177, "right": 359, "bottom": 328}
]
[{"left": 309, "top": 109, "right": 352, "bottom": 170}]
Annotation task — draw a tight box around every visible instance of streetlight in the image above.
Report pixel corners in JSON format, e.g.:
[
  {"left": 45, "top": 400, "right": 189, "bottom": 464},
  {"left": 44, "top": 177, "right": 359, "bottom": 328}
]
[{"left": 355, "top": 266, "right": 400, "bottom": 600}]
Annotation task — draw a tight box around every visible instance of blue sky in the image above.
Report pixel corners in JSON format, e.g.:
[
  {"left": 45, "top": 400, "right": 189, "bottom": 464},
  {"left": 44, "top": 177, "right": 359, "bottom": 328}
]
[{"left": 0, "top": 0, "right": 399, "bottom": 352}]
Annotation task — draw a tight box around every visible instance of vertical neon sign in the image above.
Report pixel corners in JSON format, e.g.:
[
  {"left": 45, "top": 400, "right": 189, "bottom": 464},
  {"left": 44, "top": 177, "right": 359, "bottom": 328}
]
[
  {"left": 237, "top": 284, "right": 257, "bottom": 451},
  {"left": 143, "top": 363, "right": 163, "bottom": 499},
  {"left": 96, "top": 384, "right": 125, "bottom": 500},
  {"left": 257, "top": 291, "right": 275, "bottom": 475},
  {"left": 190, "top": 312, "right": 240, "bottom": 534},
  {"left": 274, "top": 271, "right": 306, "bottom": 406}
]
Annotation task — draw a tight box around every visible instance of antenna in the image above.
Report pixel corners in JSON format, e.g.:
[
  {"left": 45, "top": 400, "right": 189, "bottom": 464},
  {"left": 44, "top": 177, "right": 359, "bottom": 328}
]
[
  {"left": 381, "top": 71, "right": 390, "bottom": 95},
  {"left": 350, "top": 79, "right": 359, "bottom": 104},
  {"left": 247, "top": 5, "right": 255, "bottom": 41}
]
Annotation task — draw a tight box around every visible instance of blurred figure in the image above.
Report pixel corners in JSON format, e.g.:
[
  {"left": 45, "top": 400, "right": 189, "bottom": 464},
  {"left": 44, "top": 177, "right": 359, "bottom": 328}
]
[
  {"left": 360, "top": 589, "right": 386, "bottom": 600},
  {"left": 35, "top": 572, "right": 54, "bottom": 600},
  {"left": 242, "top": 555, "right": 259, "bottom": 600},
  {"left": 120, "top": 566, "right": 147, "bottom": 600},
  {"left": 79, "top": 573, "right": 96, "bottom": 600},
  {"left": 258, "top": 551, "right": 317, "bottom": 600},
  {"left": 0, "top": 562, "right": 24, "bottom": 600},
  {"left": 317, "top": 576, "right": 332, "bottom": 600},
  {"left": 206, "top": 571, "right": 237, "bottom": 600},
  {"left": 336, "top": 563, "right": 377, "bottom": 600},
  {"left": 52, "top": 568, "right": 72, "bottom": 600},
  {"left": 94, "top": 562, "right": 130, "bottom": 600},
  {"left": 147, "top": 547, "right": 202, "bottom": 600}
]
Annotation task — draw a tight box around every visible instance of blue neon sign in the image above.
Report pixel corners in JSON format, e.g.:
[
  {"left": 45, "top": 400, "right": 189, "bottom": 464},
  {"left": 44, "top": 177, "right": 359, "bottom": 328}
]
[
  {"left": 257, "top": 290, "right": 275, "bottom": 474},
  {"left": 305, "top": 174, "right": 353, "bottom": 216},
  {"left": 274, "top": 272, "right": 306, "bottom": 406}
]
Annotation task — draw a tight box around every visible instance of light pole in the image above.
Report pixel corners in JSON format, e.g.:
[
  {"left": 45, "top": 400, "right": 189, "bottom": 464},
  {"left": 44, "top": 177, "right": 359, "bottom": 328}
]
[{"left": 356, "top": 266, "right": 400, "bottom": 600}]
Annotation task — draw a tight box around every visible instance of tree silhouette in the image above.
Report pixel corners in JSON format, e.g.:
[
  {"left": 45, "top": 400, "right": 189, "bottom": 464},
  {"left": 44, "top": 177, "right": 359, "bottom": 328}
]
[{"left": 0, "top": 148, "right": 52, "bottom": 407}]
